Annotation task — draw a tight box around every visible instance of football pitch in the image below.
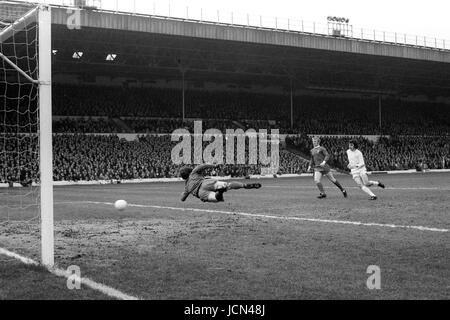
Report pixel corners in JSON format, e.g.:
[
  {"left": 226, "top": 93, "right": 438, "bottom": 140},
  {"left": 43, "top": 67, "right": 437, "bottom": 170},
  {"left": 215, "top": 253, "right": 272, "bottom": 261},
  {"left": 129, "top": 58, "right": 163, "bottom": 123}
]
[{"left": 1, "top": 172, "right": 449, "bottom": 300}]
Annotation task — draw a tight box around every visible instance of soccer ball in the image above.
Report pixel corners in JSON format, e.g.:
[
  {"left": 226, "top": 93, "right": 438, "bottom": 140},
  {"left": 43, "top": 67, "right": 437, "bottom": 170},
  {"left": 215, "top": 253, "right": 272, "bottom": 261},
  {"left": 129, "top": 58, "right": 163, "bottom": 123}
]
[{"left": 114, "top": 200, "right": 127, "bottom": 211}]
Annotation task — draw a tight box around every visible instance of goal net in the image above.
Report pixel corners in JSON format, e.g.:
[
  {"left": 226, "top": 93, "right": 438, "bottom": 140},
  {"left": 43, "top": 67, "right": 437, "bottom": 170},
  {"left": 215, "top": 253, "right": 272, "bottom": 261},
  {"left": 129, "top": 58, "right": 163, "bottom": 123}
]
[{"left": 0, "top": 2, "right": 53, "bottom": 267}]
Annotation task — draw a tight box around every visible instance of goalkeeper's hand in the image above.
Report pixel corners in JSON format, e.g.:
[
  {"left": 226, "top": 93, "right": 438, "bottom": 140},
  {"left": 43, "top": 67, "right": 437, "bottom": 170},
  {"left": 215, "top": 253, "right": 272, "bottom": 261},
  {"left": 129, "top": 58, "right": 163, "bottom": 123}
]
[
  {"left": 180, "top": 192, "right": 188, "bottom": 202},
  {"left": 319, "top": 161, "right": 326, "bottom": 167}
]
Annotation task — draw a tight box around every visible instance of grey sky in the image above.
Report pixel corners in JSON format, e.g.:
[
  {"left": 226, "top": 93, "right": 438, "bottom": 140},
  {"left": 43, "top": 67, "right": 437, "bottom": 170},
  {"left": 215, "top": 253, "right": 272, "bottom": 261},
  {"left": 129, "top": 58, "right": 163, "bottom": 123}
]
[
  {"left": 21, "top": 0, "right": 450, "bottom": 40},
  {"left": 152, "top": 0, "right": 450, "bottom": 39}
]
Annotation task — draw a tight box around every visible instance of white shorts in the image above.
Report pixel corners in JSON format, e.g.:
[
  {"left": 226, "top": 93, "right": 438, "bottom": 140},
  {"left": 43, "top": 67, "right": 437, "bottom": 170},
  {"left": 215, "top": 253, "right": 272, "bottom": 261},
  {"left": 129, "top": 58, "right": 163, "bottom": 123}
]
[
  {"left": 198, "top": 179, "right": 229, "bottom": 201},
  {"left": 351, "top": 168, "right": 369, "bottom": 185}
]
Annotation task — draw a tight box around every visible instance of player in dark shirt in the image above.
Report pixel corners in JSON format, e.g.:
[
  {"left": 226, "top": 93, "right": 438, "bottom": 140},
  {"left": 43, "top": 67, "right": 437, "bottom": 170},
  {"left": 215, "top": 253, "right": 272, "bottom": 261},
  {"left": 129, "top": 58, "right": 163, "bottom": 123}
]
[
  {"left": 180, "top": 163, "right": 261, "bottom": 202},
  {"left": 307, "top": 137, "right": 347, "bottom": 199}
]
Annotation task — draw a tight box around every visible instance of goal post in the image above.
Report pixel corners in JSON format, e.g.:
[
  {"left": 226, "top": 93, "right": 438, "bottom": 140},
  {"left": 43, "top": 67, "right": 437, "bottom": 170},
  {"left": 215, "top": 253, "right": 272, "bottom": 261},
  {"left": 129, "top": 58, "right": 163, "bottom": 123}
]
[
  {"left": 38, "top": 5, "right": 54, "bottom": 268},
  {"left": 0, "top": 4, "right": 54, "bottom": 267}
]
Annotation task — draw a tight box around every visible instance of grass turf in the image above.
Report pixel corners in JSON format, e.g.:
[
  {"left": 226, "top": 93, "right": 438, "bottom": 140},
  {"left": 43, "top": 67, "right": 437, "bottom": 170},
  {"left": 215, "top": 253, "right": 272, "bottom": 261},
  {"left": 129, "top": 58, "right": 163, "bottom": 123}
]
[{"left": 1, "top": 172, "right": 449, "bottom": 299}]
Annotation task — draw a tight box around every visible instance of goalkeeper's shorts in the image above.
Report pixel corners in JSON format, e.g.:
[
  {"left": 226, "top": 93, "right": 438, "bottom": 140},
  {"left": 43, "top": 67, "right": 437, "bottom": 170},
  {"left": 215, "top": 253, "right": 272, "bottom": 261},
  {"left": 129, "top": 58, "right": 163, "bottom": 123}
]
[{"left": 198, "top": 179, "right": 228, "bottom": 202}]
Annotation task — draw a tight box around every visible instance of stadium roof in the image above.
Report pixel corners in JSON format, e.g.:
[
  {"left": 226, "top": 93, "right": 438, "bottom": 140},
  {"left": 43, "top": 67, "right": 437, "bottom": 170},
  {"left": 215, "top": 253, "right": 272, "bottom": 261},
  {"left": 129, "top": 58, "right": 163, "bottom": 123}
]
[
  {"left": 3, "top": 1, "right": 450, "bottom": 98},
  {"left": 50, "top": 24, "right": 450, "bottom": 96}
]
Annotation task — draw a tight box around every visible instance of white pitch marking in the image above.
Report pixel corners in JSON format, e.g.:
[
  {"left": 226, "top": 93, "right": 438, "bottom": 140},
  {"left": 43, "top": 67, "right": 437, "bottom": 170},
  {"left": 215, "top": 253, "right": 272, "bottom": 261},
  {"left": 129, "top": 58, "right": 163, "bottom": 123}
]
[
  {"left": 264, "top": 185, "right": 450, "bottom": 191},
  {"left": 0, "top": 247, "right": 139, "bottom": 300},
  {"left": 79, "top": 201, "right": 449, "bottom": 233}
]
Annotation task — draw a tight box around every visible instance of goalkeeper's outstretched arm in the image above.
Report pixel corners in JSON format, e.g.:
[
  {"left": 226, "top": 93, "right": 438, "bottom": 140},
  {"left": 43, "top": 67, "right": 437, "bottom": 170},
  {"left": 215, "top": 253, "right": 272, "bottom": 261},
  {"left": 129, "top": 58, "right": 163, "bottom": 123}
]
[{"left": 181, "top": 191, "right": 189, "bottom": 202}]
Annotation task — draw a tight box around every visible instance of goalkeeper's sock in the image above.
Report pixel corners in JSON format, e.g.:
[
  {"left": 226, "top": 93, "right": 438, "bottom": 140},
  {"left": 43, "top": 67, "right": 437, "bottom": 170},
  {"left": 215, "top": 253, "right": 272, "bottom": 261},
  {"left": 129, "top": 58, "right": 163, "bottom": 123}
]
[{"left": 228, "top": 181, "right": 244, "bottom": 190}]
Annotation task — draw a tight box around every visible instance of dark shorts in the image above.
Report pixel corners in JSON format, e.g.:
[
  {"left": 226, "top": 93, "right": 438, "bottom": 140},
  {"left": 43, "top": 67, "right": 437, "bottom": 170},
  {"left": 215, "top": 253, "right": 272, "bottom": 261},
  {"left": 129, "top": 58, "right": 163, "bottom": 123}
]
[{"left": 314, "top": 165, "right": 331, "bottom": 174}]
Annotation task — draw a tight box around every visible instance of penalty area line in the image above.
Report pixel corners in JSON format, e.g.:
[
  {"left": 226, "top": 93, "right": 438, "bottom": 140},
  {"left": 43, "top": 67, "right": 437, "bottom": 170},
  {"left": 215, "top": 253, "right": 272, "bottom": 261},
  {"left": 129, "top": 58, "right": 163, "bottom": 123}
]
[
  {"left": 0, "top": 247, "right": 139, "bottom": 300},
  {"left": 81, "top": 201, "right": 449, "bottom": 233}
]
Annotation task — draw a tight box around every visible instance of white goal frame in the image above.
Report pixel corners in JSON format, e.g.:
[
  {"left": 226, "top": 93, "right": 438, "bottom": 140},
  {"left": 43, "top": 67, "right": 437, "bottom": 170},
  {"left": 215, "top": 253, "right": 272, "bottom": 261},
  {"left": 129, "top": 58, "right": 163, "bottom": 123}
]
[
  {"left": 0, "top": 5, "right": 54, "bottom": 267},
  {"left": 38, "top": 5, "right": 54, "bottom": 268}
]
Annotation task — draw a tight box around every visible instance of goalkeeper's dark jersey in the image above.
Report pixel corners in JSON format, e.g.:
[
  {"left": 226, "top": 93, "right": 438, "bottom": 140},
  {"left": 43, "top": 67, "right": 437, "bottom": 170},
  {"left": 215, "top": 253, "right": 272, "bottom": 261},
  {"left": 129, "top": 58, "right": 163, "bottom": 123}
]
[
  {"left": 181, "top": 164, "right": 214, "bottom": 200},
  {"left": 183, "top": 172, "right": 204, "bottom": 198}
]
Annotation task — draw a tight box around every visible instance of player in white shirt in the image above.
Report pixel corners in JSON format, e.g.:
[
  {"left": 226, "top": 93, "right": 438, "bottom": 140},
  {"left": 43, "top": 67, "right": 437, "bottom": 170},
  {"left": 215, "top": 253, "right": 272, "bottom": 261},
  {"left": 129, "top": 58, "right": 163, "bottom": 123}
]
[{"left": 346, "top": 140, "right": 385, "bottom": 200}]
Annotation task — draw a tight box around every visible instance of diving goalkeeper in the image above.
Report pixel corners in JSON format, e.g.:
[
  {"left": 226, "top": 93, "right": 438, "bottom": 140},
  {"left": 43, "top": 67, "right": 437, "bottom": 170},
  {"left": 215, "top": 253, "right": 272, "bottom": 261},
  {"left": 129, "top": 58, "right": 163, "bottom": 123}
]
[{"left": 180, "top": 164, "right": 261, "bottom": 203}]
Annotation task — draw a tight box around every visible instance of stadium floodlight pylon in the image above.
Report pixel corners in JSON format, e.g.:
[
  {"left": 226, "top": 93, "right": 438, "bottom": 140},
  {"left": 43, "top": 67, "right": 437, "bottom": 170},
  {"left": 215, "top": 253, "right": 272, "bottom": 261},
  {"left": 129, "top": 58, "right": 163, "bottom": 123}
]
[{"left": 0, "top": 4, "right": 54, "bottom": 267}]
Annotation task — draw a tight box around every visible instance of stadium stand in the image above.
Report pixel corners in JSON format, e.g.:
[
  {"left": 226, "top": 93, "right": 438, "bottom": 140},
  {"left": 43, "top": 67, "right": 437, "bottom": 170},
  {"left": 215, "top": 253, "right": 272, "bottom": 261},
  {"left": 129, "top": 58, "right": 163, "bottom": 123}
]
[
  {"left": 51, "top": 84, "right": 450, "bottom": 136},
  {"left": 0, "top": 134, "right": 38, "bottom": 186},
  {"left": 2, "top": 83, "right": 449, "bottom": 183},
  {"left": 286, "top": 135, "right": 450, "bottom": 172},
  {"left": 1, "top": 133, "right": 448, "bottom": 184},
  {"left": 53, "top": 118, "right": 121, "bottom": 133}
]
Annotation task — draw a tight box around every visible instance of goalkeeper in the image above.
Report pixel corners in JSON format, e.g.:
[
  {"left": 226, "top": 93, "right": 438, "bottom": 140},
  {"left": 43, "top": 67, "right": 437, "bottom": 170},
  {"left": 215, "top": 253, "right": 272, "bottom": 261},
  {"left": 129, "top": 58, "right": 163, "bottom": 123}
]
[{"left": 179, "top": 163, "right": 261, "bottom": 203}]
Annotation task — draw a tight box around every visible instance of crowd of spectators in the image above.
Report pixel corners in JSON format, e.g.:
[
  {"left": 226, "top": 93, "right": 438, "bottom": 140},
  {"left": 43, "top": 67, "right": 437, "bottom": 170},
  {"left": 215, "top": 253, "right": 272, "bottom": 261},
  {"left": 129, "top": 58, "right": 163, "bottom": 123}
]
[
  {"left": 1, "top": 133, "right": 448, "bottom": 183},
  {"left": 2, "top": 83, "right": 450, "bottom": 184},
  {"left": 278, "top": 149, "right": 309, "bottom": 174},
  {"left": 1, "top": 133, "right": 309, "bottom": 183},
  {"left": 51, "top": 84, "right": 450, "bottom": 136},
  {"left": 121, "top": 118, "right": 239, "bottom": 133},
  {"left": 52, "top": 134, "right": 179, "bottom": 181},
  {"left": 286, "top": 134, "right": 450, "bottom": 171},
  {"left": 53, "top": 118, "right": 120, "bottom": 133},
  {"left": 2, "top": 84, "right": 450, "bottom": 136},
  {"left": 0, "top": 134, "right": 38, "bottom": 185},
  {"left": 123, "top": 118, "right": 186, "bottom": 134}
]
